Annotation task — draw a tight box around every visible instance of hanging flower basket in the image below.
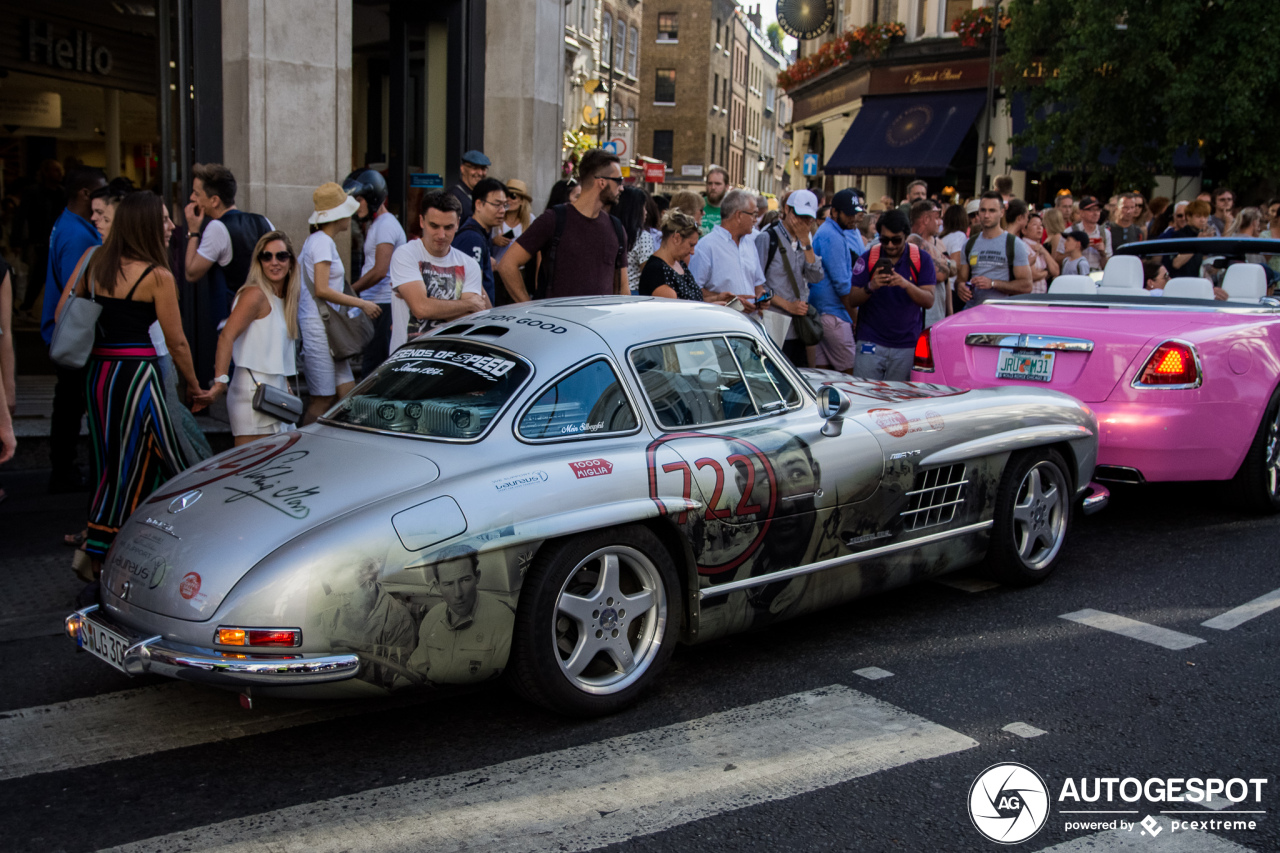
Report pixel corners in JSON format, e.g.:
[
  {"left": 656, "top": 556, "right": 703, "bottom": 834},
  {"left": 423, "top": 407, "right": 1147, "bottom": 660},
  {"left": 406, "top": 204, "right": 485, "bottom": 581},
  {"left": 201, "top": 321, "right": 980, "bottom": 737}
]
[
  {"left": 951, "top": 7, "right": 1010, "bottom": 49},
  {"left": 777, "top": 22, "right": 906, "bottom": 92}
]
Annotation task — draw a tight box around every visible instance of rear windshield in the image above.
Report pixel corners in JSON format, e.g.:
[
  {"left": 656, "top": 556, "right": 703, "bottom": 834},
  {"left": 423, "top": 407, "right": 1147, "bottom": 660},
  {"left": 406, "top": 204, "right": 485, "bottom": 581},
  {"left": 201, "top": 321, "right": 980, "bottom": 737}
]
[{"left": 322, "top": 342, "right": 531, "bottom": 440}]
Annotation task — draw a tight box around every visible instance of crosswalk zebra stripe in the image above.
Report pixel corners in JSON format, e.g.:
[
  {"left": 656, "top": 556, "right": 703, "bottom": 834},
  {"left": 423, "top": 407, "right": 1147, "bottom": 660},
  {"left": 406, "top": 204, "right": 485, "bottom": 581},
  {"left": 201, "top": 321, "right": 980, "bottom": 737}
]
[
  {"left": 102, "top": 685, "right": 978, "bottom": 853},
  {"left": 1201, "top": 587, "right": 1280, "bottom": 631},
  {"left": 1059, "top": 609, "right": 1206, "bottom": 651},
  {"left": 0, "top": 684, "right": 399, "bottom": 782}
]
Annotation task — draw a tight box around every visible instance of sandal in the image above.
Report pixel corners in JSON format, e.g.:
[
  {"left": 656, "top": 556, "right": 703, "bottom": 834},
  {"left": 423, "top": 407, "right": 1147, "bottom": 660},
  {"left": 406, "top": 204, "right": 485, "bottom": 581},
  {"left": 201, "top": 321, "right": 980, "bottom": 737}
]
[
  {"left": 72, "top": 548, "right": 96, "bottom": 584},
  {"left": 64, "top": 529, "right": 88, "bottom": 547}
]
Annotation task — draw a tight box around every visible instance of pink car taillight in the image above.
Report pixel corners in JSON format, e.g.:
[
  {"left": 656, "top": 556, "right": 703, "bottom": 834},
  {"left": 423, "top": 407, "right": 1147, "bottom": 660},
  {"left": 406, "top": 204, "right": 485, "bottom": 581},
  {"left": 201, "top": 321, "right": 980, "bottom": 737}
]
[
  {"left": 1133, "top": 341, "right": 1200, "bottom": 388},
  {"left": 914, "top": 328, "right": 935, "bottom": 372}
]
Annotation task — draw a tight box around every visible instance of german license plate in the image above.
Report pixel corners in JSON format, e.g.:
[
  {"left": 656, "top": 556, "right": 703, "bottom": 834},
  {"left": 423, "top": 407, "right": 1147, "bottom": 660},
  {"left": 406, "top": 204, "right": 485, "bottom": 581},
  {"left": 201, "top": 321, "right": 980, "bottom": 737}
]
[
  {"left": 79, "top": 616, "right": 133, "bottom": 673},
  {"left": 996, "top": 348, "right": 1055, "bottom": 383}
]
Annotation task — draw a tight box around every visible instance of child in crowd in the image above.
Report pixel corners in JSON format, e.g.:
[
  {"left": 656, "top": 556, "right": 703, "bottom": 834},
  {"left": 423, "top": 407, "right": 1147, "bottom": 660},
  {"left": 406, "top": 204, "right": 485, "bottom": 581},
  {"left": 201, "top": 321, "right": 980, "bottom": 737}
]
[{"left": 1060, "top": 231, "right": 1091, "bottom": 276}]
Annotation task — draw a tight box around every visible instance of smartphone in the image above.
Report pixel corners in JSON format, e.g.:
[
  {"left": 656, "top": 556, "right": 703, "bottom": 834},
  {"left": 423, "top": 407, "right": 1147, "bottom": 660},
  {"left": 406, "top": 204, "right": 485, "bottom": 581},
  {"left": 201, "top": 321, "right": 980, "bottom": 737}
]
[
  {"left": 503, "top": 230, "right": 516, "bottom": 239},
  {"left": 757, "top": 288, "right": 773, "bottom": 306}
]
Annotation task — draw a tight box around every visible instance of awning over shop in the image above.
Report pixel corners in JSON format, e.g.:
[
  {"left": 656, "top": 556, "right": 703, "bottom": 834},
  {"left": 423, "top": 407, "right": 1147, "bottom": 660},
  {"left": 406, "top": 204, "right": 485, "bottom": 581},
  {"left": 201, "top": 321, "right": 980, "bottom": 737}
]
[
  {"left": 824, "top": 91, "right": 987, "bottom": 176},
  {"left": 1011, "top": 93, "right": 1201, "bottom": 175}
]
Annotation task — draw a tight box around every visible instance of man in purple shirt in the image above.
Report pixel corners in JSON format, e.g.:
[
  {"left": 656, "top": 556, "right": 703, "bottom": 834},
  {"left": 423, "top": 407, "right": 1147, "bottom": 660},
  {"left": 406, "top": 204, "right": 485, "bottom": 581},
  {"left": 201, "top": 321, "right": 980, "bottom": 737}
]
[
  {"left": 846, "top": 208, "right": 936, "bottom": 381},
  {"left": 43, "top": 166, "right": 107, "bottom": 492}
]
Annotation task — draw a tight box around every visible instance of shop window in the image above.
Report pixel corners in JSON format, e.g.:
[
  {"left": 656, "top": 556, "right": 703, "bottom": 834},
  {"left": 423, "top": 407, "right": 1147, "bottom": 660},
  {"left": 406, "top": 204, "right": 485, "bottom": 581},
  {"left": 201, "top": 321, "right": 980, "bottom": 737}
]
[
  {"left": 653, "top": 130, "right": 674, "bottom": 166},
  {"left": 658, "top": 13, "right": 678, "bottom": 42},
  {"left": 655, "top": 69, "right": 676, "bottom": 105}
]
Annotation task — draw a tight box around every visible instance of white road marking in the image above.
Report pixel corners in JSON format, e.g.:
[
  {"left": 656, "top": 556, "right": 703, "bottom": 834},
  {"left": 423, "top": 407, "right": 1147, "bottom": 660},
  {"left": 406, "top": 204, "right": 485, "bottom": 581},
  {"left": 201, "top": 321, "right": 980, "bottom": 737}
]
[
  {"left": 935, "top": 576, "right": 1001, "bottom": 593},
  {"left": 1059, "top": 609, "right": 1206, "bottom": 651},
  {"left": 1202, "top": 587, "right": 1280, "bottom": 631},
  {"left": 1033, "top": 816, "right": 1256, "bottom": 851},
  {"left": 0, "top": 684, "right": 399, "bottom": 781},
  {"left": 853, "top": 666, "right": 894, "bottom": 680},
  {"left": 103, "top": 685, "right": 977, "bottom": 853},
  {"left": 1003, "top": 722, "right": 1046, "bottom": 738}
]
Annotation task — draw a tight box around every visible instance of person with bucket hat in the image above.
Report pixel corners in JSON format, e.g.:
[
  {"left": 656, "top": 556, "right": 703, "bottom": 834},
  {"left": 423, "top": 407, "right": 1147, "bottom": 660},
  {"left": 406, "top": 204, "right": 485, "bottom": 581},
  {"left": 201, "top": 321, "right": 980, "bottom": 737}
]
[
  {"left": 449, "top": 150, "right": 491, "bottom": 220},
  {"left": 344, "top": 169, "right": 405, "bottom": 372},
  {"left": 297, "top": 182, "right": 382, "bottom": 424},
  {"left": 492, "top": 179, "right": 533, "bottom": 264}
]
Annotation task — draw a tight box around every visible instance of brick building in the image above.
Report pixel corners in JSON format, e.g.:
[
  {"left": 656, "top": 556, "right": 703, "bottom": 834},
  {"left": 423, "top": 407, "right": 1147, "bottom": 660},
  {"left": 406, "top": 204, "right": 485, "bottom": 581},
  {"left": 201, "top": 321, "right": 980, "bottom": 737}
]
[{"left": 563, "top": 0, "right": 643, "bottom": 171}]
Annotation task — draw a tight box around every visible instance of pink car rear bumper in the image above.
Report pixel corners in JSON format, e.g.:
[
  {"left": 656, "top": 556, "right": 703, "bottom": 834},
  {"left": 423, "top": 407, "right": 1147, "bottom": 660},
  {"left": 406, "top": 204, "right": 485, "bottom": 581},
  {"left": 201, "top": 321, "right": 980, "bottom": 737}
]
[{"left": 1090, "top": 398, "right": 1254, "bottom": 482}]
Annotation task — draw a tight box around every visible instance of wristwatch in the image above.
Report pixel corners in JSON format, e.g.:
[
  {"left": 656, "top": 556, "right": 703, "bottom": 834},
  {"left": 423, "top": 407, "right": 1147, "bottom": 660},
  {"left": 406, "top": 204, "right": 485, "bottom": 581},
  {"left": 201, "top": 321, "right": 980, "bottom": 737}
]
[
  {"left": 214, "top": 374, "right": 230, "bottom": 385},
  {"left": 187, "top": 233, "right": 201, "bottom": 240}
]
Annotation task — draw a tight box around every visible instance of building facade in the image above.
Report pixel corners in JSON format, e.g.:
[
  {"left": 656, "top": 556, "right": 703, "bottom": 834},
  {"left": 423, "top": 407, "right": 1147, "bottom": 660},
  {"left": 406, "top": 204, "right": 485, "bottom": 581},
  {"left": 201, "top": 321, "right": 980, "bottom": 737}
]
[
  {"left": 636, "top": 0, "right": 788, "bottom": 194},
  {"left": 562, "top": 0, "right": 642, "bottom": 184}
]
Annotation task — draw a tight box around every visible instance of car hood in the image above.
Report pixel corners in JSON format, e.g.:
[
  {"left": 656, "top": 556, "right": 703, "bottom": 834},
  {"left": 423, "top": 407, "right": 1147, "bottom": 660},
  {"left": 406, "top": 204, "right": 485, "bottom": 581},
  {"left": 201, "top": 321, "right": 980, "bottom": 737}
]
[{"left": 100, "top": 430, "right": 440, "bottom": 622}]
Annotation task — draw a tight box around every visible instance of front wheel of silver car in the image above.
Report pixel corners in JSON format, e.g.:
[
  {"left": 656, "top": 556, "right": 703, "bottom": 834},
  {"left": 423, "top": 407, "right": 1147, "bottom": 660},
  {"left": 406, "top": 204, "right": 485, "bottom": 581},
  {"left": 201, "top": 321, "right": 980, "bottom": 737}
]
[
  {"left": 510, "top": 525, "right": 681, "bottom": 717},
  {"left": 986, "top": 449, "right": 1071, "bottom": 586}
]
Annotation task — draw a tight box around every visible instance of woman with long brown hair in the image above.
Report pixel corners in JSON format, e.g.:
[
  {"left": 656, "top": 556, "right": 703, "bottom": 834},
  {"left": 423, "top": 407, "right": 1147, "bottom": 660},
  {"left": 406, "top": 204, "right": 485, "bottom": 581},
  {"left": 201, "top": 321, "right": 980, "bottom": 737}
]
[
  {"left": 55, "top": 192, "right": 201, "bottom": 570},
  {"left": 194, "top": 231, "right": 301, "bottom": 444}
]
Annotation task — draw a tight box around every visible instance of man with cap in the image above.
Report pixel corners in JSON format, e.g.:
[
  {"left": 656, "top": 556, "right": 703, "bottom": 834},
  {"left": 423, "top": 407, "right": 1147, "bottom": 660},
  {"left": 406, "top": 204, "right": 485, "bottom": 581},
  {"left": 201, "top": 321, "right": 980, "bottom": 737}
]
[
  {"left": 808, "top": 188, "right": 864, "bottom": 374},
  {"left": 345, "top": 169, "right": 406, "bottom": 372},
  {"left": 1076, "top": 195, "right": 1112, "bottom": 271},
  {"left": 754, "top": 189, "right": 824, "bottom": 366},
  {"left": 449, "top": 150, "right": 491, "bottom": 220}
]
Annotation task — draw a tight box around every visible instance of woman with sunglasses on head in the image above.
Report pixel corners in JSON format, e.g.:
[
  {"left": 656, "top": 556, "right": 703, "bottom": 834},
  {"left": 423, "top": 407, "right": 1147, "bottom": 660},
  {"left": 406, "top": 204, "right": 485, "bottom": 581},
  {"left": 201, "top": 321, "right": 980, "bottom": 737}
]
[
  {"left": 54, "top": 192, "right": 201, "bottom": 575},
  {"left": 194, "top": 232, "right": 301, "bottom": 445}
]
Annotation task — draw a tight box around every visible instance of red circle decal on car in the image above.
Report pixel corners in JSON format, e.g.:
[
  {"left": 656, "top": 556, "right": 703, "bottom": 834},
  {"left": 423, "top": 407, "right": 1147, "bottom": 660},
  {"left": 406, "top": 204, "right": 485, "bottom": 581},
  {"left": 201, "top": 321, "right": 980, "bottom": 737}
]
[
  {"left": 179, "top": 572, "right": 202, "bottom": 600},
  {"left": 869, "top": 408, "right": 910, "bottom": 438}
]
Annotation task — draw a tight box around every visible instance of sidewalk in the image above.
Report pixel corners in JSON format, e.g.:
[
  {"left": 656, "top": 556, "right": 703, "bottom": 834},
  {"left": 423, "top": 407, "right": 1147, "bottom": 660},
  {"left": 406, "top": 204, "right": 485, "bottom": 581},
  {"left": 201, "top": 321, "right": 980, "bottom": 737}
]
[{"left": 0, "top": 470, "right": 92, "bottom": 642}]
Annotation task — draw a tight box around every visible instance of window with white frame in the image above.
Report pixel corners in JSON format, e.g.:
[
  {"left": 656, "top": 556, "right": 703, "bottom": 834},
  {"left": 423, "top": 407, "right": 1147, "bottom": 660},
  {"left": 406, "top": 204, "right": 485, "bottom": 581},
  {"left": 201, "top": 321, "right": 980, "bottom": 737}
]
[
  {"left": 627, "top": 26, "right": 638, "bottom": 76},
  {"left": 615, "top": 19, "right": 626, "bottom": 68},
  {"left": 602, "top": 11, "right": 612, "bottom": 66}
]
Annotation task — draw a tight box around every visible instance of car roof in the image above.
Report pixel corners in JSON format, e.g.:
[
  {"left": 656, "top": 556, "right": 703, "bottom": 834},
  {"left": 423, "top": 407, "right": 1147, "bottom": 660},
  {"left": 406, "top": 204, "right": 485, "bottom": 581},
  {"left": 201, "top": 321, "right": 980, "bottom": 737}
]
[{"left": 414, "top": 297, "right": 761, "bottom": 378}]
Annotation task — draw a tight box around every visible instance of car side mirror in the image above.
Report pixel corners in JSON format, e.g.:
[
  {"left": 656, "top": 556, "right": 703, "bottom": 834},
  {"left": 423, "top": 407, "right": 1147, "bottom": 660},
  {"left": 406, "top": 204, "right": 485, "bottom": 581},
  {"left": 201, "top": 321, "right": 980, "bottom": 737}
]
[{"left": 817, "top": 385, "right": 851, "bottom": 437}]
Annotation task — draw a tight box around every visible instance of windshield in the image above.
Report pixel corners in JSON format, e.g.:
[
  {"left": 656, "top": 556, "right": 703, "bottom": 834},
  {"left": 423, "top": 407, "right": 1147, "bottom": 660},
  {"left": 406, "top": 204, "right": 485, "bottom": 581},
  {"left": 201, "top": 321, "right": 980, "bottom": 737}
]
[{"left": 322, "top": 341, "right": 531, "bottom": 440}]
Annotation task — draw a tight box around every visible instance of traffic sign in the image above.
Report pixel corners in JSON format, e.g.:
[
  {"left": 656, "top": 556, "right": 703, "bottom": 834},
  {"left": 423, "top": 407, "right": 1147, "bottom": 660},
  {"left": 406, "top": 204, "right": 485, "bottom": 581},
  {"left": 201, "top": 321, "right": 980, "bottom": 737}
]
[
  {"left": 606, "top": 136, "right": 628, "bottom": 157},
  {"left": 803, "top": 153, "right": 819, "bottom": 176}
]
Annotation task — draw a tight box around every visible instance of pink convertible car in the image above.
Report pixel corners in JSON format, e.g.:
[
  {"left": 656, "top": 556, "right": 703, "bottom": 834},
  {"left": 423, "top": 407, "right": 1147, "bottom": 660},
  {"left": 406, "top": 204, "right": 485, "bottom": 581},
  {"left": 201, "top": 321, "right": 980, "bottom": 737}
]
[{"left": 913, "top": 238, "right": 1280, "bottom": 510}]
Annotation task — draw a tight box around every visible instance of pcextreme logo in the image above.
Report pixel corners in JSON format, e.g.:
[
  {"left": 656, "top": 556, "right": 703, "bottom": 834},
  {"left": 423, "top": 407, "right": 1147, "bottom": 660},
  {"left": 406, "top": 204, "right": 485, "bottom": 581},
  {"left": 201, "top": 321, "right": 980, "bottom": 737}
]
[{"left": 969, "top": 763, "right": 1050, "bottom": 844}]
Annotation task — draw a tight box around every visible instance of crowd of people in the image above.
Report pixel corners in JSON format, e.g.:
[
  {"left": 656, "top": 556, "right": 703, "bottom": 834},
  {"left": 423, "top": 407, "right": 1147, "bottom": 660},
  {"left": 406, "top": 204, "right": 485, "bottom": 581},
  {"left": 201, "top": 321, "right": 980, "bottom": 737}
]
[{"left": 3, "top": 145, "right": 1277, "bottom": 593}]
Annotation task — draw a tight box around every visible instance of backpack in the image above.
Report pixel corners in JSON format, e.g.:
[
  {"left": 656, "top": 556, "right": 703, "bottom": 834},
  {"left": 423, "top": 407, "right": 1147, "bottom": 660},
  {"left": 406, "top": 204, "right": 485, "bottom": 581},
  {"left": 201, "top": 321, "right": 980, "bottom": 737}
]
[
  {"left": 535, "top": 204, "right": 628, "bottom": 299},
  {"left": 963, "top": 232, "right": 1016, "bottom": 282},
  {"left": 867, "top": 242, "right": 922, "bottom": 282}
]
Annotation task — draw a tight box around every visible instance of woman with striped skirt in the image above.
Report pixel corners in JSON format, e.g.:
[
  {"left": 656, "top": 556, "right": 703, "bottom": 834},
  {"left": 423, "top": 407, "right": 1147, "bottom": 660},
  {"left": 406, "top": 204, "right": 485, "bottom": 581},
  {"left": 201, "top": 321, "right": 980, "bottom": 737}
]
[{"left": 56, "top": 193, "right": 203, "bottom": 572}]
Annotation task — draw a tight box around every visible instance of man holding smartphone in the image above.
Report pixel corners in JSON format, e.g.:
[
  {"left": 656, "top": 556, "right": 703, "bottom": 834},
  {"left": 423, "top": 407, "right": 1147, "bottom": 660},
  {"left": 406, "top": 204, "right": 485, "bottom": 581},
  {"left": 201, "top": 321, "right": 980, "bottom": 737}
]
[
  {"left": 846, "top": 209, "right": 936, "bottom": 381},
  {"left": 755, "top": 189, "right": 825, "bottom": 366}
]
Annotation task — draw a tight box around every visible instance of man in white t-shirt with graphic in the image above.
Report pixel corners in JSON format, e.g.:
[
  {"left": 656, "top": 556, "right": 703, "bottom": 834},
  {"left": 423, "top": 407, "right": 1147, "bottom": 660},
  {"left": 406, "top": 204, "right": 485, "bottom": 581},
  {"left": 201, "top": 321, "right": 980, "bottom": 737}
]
[
  {"left": 344, "top": 169, "right": 406, "bottom": 372},
  {"left": 388, "top": 191, "right": 485, "bottom": 351}
]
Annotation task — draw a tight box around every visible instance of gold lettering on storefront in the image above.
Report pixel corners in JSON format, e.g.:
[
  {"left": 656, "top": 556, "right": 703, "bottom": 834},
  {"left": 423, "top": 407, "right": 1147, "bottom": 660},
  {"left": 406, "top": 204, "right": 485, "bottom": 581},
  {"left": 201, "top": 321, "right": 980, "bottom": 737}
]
[{"left": 903, "top": 68, "right": 965, "bottom": 86}]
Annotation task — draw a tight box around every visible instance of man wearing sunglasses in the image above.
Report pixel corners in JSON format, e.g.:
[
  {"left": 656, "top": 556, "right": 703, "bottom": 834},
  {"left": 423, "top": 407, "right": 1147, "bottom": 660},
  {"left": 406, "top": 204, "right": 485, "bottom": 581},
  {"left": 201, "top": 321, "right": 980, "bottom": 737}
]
[
  {"left": 452, "top": 177, "right": 507, "bottom": 306},
  {"left": 846, "top": 209, "right": 936, "bottom": 381},
  {"left": 497, "top": 148, "right": 627, "bottom": 300}
]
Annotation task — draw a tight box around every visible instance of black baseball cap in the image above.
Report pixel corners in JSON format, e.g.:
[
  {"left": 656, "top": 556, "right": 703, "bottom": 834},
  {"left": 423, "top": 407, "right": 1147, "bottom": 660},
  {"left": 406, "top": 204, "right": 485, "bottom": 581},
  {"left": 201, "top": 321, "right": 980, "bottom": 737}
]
[
  {"left": 1078, "top": 195, "right": 1101, "bottom": 211},
  {"left": 831, "top": 188, "right": 866, "bottom": 216}
]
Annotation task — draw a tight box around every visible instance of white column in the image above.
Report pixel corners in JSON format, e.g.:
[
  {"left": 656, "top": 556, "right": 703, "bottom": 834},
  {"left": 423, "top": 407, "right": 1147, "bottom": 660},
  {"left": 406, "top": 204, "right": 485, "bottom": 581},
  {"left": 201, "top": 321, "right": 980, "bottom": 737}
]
[
  {"left": 221, "top": 0, "right": 352, "bottom": 252},
  {"left": 485, "top": 0, "right": 565, "bottom": 213}
]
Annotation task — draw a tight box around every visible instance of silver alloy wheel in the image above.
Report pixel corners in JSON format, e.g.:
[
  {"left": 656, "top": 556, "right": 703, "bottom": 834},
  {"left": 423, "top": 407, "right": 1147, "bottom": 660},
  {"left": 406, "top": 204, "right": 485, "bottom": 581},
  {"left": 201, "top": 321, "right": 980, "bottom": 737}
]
[
  {"left": 1266, "top": 407, "right": 1280, "bottom": 497},
  {"left": 1010, "top": 461, "right": 1068, "bottom": 571},
  {"left": 553, "top": 545, "right": 668, "bottom": 695}
]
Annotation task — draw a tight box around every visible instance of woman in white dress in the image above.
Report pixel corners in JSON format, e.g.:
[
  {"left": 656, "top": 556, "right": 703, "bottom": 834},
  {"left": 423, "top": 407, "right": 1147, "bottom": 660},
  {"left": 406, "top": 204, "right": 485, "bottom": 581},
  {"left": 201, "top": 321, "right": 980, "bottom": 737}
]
[
  {"left": 298, "top": 182, "right": 382, "bottom": 424},
  {"left": 195, "top": 231, "right": 301, "bottom": 444}
]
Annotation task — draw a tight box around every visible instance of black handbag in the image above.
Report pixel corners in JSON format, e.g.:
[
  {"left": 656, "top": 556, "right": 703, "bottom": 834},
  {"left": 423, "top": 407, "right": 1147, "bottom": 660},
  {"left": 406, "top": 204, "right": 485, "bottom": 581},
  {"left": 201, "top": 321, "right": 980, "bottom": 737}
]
[
  {"left": 777, "top": 241, "right": 825, "bottom": 346},
  {"left": 248, "top": 370, "right": 303, "bottom": 424}
]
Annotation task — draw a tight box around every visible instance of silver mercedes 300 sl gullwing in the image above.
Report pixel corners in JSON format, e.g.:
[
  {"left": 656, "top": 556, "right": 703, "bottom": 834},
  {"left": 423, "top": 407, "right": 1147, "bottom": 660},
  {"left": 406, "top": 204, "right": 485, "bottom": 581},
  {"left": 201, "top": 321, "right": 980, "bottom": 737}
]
[{"left": 67, "top": 297, "right": 1106, "bottom": 716}]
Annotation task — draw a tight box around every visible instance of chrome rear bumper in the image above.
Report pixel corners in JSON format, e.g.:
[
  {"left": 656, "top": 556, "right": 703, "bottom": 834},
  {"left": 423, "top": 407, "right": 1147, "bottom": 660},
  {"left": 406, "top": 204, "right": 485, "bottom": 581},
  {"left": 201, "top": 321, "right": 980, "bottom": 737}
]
[
  {"left": 1081, "top": 481, "right": 1111, "bottom": 516},
  {"left": 65, "top": 605, "right": 360, "bottom": 686}
]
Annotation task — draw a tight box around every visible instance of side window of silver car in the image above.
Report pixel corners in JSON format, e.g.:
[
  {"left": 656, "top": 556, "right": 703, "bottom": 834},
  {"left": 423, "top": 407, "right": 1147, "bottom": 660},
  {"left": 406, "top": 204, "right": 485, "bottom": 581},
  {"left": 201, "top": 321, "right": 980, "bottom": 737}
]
[
  {"left": 726, "top": 336, "right": 802, "bottom": 412},
  {"left": 631, "top": 337, "right": 759, "bottom": 428},
  {"left": 518, "top": 359, "right": 639, "bottom": 440}
]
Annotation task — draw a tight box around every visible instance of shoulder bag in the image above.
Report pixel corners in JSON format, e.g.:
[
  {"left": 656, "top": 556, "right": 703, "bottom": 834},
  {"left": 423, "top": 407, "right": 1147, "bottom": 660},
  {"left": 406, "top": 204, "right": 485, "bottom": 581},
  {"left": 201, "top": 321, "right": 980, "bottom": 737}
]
[
  {"left": 247, "top": 369, "right": 303, "bottom": 425},
  {"left": 777, "top": 239, "right": 824, "bottom": 346},
  {"left": 303, "top": 265, "right": 375, "bottom": 361},
  {"left": 49, "top": 247, "right": 102, "bottom": 369}
]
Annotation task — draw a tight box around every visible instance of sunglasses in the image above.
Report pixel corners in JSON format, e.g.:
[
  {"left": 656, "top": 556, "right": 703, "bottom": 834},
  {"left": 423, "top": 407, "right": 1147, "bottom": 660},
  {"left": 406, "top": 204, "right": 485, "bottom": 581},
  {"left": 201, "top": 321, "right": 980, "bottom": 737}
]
[
  {"left": 597, "top": 175, "right": 624, "bottom": 185},
  {"left": 258, "top": 251, "right": 293, "bottom": 263},
  {"left": 880, "top": 234, "right": 905, "bottom": 246}
]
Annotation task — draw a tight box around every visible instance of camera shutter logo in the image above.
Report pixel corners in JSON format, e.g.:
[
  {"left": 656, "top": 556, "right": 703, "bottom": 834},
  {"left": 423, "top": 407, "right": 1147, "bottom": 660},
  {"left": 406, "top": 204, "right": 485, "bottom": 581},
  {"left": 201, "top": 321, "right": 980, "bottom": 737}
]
[{"left": 969, "top": 762, "right": 1050, "bottom": 844}]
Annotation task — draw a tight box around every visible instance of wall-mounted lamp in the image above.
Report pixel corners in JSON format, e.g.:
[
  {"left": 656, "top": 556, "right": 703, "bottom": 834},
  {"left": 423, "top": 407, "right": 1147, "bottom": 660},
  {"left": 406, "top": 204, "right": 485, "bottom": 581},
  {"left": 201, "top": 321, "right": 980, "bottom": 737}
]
[{"left": 985, "top": 139, "right": 996, "bottom": 159}]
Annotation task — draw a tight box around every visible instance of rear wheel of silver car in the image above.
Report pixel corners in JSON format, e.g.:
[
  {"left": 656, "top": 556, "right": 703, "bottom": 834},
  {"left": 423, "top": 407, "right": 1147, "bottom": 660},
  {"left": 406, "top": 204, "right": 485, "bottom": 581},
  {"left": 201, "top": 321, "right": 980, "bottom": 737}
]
[
  {"left": 510, "top": 525, "right": 681, "bottom": 717},
  {"left": 1232, "top": 386, "right": 1280, "bottom": 513},
  {"left": 987, "top": 449, "right": 1071, "bottom": 586}
]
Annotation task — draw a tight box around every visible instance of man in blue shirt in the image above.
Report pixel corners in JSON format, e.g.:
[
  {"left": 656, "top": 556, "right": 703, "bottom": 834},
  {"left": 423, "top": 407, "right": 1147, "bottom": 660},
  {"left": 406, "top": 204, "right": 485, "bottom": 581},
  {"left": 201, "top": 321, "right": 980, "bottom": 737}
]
[
  {"left": 43, "top": 166, "right": 107, "bottom": 492},
  {"left": 452, "top": 177, "right": 507, "bottom": 305},
  {"left": 809, "top": 188, "right": 864, "bottom": 373},
  {"left": 846, "top": 208, "right": 936, "bottom": 381}
]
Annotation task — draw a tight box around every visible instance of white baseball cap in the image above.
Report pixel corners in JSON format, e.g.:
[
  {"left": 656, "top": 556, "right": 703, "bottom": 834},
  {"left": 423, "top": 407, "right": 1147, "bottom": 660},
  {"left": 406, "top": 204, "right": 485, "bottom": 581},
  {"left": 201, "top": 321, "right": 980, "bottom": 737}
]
[
  {"left": 965, "top": 198, "right": 981, "bottom": 215},
  {"left": 786, "top": 189, "right": 819, "bottom": 218}
]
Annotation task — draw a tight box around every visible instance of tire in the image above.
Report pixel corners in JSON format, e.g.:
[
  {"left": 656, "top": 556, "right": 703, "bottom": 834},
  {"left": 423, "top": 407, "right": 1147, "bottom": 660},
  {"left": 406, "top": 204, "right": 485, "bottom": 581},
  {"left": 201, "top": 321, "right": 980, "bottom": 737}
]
[
  {"left": 509, "top": 525, "right": 681, "bottom": 717},
  {"left": 985, "top": 449, "right": 1072, "bottom": 586},
  {"left": 1231, "top": 386, "right": 1280, "bottom": 513}
]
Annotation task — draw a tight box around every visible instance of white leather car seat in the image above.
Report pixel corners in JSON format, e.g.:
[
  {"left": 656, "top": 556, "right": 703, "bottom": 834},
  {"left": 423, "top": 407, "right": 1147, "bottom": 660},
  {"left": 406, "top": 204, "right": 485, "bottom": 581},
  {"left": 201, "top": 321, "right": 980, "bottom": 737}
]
[
  {"left": 1101, "top": 255, "right": 1144, "bottom": 288},
  {"left": 1223, "top": 263, "right": 1268, "bottom": 302},
  {"left": 1048, "top": 276, "right": 1098, "bottom": 295},
  {"left": 1163, "top": 277, "right": 1216, "bottom": 300}
]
